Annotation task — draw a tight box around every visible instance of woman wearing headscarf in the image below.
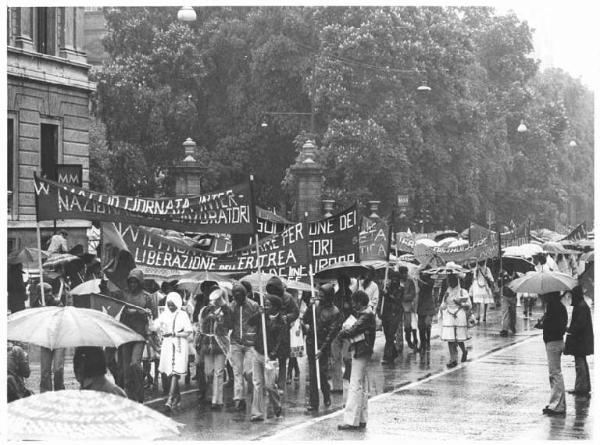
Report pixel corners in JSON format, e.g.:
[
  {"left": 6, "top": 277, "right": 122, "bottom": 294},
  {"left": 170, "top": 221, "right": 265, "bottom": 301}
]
[
  {"left": 199, "top": 288, "right": 232, "bottom": 410},
  {"left": 564, "top": 285, "right": 593, "bottom": 396},
  {"left": 440, "top": 274, "right": 471, "bottom": 368},
  {"left": 153, "top": 291, "right": 193, "bottom": 411}
]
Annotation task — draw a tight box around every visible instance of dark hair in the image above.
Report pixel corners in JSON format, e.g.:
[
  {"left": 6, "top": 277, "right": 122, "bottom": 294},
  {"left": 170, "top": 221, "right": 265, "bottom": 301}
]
[
  {"left": 337, "top": 273, "right": 351, "bottom": 287},
  {"left": 448, "top": 274, "right": 459, "bottom": 288},
  {"left": 240, "top": 280, "right": 253, "bottom": 295},
  {"left": 73, "top": 347, "right": 107, "bottom": 378},
  {"left": 398, "top": 266, "right": 408, "bottom": 274},
  {"left": 351, "top": 290, "right": 369, "bottom": 307},
  {"left": 571, "top": 285, "right": 584, "bottom": 306}
]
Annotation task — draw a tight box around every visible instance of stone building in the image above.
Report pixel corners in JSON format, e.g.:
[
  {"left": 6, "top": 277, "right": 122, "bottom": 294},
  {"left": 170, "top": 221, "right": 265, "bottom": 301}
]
[{"left": 7, "top": 7, "right": 95, "bottom": 252}]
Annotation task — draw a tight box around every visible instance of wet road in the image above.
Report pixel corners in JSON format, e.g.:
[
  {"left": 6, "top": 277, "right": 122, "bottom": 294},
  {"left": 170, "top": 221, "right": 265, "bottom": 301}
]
[
  {"left": 149, "top": 303, "right": 593, "bottom": 440},
  {"left": 22, "top": 302, "right": 594, "bottom": 440}
]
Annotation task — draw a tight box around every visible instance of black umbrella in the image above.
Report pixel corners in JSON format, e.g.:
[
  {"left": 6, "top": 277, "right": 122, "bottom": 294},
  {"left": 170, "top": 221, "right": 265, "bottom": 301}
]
[
  {"left": 500, "top": 256, "right": 536, "bottom": 274},
  {"left": 314, "top": 261, "right": 370, "bottom": 280}
]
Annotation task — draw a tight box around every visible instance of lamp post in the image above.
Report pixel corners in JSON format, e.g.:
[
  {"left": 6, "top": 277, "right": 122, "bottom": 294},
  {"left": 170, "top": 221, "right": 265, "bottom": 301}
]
[{"left": 260, "top": 111, "right": 315, "bottom": 135}]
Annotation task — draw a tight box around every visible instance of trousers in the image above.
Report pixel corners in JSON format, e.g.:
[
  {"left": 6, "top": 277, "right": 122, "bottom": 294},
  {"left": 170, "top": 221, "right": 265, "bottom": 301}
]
[
  {"left": 119, "top": 341, "right": 145, "bottom": 402},
  {"left": 307, "top": 342, "right": 330, "bottom": 408},
  {"left": 204, "top": 353, "right": 226, "bottom": 405},
  {"left": 574, "top": 355, "right": 591, "bottom": 393},
  {"left": 501, "top": 297, "right": 517, "bottom": 333},
  {"left": 545, "top": 340, "right": 566, "bottom": 412},
  {"left": 343, "top": 356, "right": 369, "bottom": 426},
  {"left": 40, "top": 347, "right": 65, "bottom": 392},
  {"left": 251, "top": 351, "right": 281, "bottom": 418},
  {"left": 331, "top": 336, "right": 350, "bottom": 391},
  {"left": 382, "top": 316, "right": 400, "bottom": 361},
  {"left": 230, "top": 343, "right": 254, "bottom": 401}
]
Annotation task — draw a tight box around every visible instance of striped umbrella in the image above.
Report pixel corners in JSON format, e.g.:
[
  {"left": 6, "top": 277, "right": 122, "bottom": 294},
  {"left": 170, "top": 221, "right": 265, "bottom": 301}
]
[{"left": 43, "top": 253, "right": 82, "bottom": 268}]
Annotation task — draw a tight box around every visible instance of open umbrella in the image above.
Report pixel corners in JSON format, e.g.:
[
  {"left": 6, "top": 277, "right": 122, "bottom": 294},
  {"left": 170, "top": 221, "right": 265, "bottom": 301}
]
[
  {"left": 176, "top": 270, "right": 234, "bottom": 293},
  {"left": 43, "top": 253, "right": 82, "bottom": 268},
  {"left": 580, "top": 251, "right": 594, "bottom": 263},
  {"left": 8, "top": 247, "right": 48, "bottom": 267},
  {"left": 500, "top": 256, "right": 536, "bottom": 274},
  {"left": 507, "top": 270, "right": 578, "bottom": 294},
  {"left": 8, "top": 306, "right": 144, "bottom": 349},
  {"left": 424, "top": 261, "right": 469, "bottom": 276},
  {"left": 313, "top": 261, "right": 370, "bottom": 280},
  {"left": 238, "top": 272, "right": 316, "bottom": 293},
  {"left": 7, "top": 390, "right": 181, "bottom": 440},
  {"left": 70, "top": 278, "right": 102, "bottom": 296}
]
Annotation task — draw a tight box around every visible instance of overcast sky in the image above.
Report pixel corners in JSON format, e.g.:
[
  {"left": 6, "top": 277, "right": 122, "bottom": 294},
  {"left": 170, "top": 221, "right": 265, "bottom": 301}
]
[{"left": 495, "top": 1, "right": 598, "bottom": 90}]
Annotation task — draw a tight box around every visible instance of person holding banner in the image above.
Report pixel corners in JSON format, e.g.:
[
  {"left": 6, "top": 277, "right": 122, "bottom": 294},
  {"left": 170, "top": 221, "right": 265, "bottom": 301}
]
[
  {"left": 152, "top": 291, "right": 193, "bottom": 410},
  {"left": 302, "top": 284, "right": 342, "bottom": 412},
  {"left": 336, "top": 290, "right": 376, "bottom": 431},
  {"left": 199, "top": 288, "right": 232, "bottom": 410},
  {"left": 248, "top": 295, "right": 286, "bottom": 421},
  {"left": 117, "top": 268, "right": 158, "bottom": 402},
  {"left": 380, "top": 271, "right": 403, "bottom": 364},
  {"left": 229, "top": 282, "right": 259, "bottom": 412}
]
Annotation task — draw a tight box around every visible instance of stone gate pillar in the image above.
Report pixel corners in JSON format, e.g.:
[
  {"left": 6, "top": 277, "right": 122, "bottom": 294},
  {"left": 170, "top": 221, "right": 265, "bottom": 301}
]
[
  {"left": 174, "top": 138, "right": 205, "bottom": 195},
  {"left": 290, "top": 140, "right": 323, "bottom": 221}
]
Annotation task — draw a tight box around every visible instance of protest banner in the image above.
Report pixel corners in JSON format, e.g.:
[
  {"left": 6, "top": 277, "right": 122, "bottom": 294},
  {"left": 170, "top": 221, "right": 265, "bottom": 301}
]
[
  {"left": 33, "top": 174, "right": 254, "bottom": 233},
  {"left": 561, "top": 222, "right": 587, "bottom": 241},
  {"left": 101, "top": 205, "right": 359, "bottom": 282},
  {"left": 360, "top": 216, "right": 389, "bottom": 261},
  {"left": 414, "top": 236, "right": 498, "bottom": 266}
]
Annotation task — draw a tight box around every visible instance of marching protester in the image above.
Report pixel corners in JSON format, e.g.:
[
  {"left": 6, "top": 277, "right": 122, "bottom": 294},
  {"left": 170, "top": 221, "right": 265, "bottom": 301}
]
[
  {"left": 302, "top": 283, "right": 342, "bottom": 412},
  {"left": 46, "top": 229, "right": 69, "bottom": 254},
  {"left": 7, "top": 341, "right": 32, "bottom": 402},
  {"left": 266, "top": 276, "right": 299, "bottom": 393},
  {"left": 337, "top": 290, "right": 376, "bottom": 431},
  {"left": 380, "top": 270, "right": 403, "bottom": 364},
  {"left": 331, "top": 273, "right": 354, "bottom": 386},
  {"left": 469, "top": 260, "right": 494, "bottom": 324},
  {"left": 353, "top": 267, "right": 380, "bottom": 313},
  {"left": 399, "top": 266, "right": 419, "bottom": 351},
  {"left": 287, "top": 289, "right": 304, "bottom": 385},
  {"left": 563, "top": 285, "right": 593, "bottom": 396},
  {"left": 73, "top": 347, "right": 126, "bottom": 397},
  {"left": 153, "top": 291, "right": 194, "bottom": 411},
  {"left": 416, "top": 270, "right": 435, "bottom": 352},
  {"left": 248, "top": 295, "right": 286, "bottom": 421},
  {"left": 540, "top": 291, "right": 568, "bottom": 416},
  {"left": 192, "top": 280, "right": 218, "bottom": 400},
  {"left": 7, "top": 262, "right": 27, "bottom": 314},
  {"left": 114, "top": 268, "right": 158, "bottom": 402},
  {"left": 499, "top": 270, "right": 518, "bottom": 337},
  {"left": 440, "top": 274, "right": 471, "bottom": 368},
  {"left": 229, "top": 282, "right": 259, "bottom": 411},
  {"left": 199, "top": 288, "right": 232, "bottom": 410}
]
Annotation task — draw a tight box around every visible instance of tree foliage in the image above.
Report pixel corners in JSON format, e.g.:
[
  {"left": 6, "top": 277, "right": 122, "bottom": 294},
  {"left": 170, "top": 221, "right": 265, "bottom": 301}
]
[{"left": 92, "top": 6, "right": 593, "bottom": 230}]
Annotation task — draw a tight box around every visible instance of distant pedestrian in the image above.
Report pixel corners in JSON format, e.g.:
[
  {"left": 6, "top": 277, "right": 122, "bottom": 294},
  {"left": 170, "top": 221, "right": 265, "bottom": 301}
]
[
  {"left": 540, "top": 291, "right": 568, "bottom": 416},
  {"left": 47, "top": 229, "right": 68, "bottom": 254},
  {"left": 416, "top": 270, "right": 435, "bottom": 352},
  {"left": 499, "top": 270, "right": 517, "bottom": 336},
  {"left": 469, "top": 260, "right": 494, "bottom": 324},
  {"left": 73, "top": 347, "right": 126, "bottom": 397},
  {"left": 440, "top": 274, "right": 471, "bottom": 368},
  {"left": 154, "top": 292, "right": 193, "bottom": 411},
  {"left": 337, "top": 290, "right": 376, "bottom": 431},
  {"left": 399, "top": 266, "right": 419, "bottom": 351},
  {"left": 379, "top": 270, "right": 403, "bottom": 364},
  {"left": 564, "top": 285, "right": 593, "bottom": 396}
]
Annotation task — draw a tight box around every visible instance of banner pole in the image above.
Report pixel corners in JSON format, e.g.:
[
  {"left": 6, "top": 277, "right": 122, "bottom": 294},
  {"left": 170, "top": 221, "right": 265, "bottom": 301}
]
[
  {"left": 249, "top": 175, "right": 268, "bottom": 419},
  {"left": 381, "top": 209, "right": 395, "bottom": 315},
  {"left": 33, "top": 173, "right": 46, "bottom": 306},
  {"left": 304, "top": 212, "right": 321, "bottom": 393}
]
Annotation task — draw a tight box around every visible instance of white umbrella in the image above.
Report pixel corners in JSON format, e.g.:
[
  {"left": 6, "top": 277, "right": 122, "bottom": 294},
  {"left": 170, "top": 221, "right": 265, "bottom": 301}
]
[
  {"left": 8, "top": 390, "right": 181, "bottom": 440},
  {"left": 70, "top": 278, "right": 102, "bottom": 295},
  {"left": 507, "top": 270, "right": 578, "bottom": 294},
  {"left": 503, "top": 243, "right": 543, "bottom": 258},
  {"left": 415, "top": 238, "right": 439, "bottom": 247},
  {"left": 8, "top": 306, "right": 144, "bottom": 349}
]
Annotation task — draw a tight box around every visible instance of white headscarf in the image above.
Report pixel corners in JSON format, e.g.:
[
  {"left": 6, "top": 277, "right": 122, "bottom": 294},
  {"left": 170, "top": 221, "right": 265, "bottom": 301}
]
[
  {"left": 208, "top": 288, "right": 228, "bottom": 307},
  {"left": 154, "top": 291, "right": 191, "bottom": 335},
  {"left": 166, "top": 291, "right": 183, "bottom": 310}
]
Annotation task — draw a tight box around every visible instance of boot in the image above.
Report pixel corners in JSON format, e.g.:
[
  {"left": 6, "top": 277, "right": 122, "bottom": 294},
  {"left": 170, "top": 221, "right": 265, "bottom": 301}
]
[
  {"left": 343, "top": 359, "right": 352, "bottom": 380},
  {"left": 405, "top": 330, "right": 414, "bottom": 350},
  {"left": 412, "top": 330, "right": 419, "bottom": 350},
  {"left": 418, "top": 328, "right": 427, "bottom": 352},
  {"left": 426, "top": 327, "right": 432, "bottom": 351}
]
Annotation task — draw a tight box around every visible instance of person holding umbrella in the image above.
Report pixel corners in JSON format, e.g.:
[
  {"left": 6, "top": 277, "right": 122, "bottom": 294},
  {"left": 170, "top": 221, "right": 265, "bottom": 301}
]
[
  {"left": 153, "top": 292, "right": 193, "bottom": 411},
  {"left": 499, "top": 270, "right": 518, "bottom": 337},
  {"left": 469, "top": 260, "right": 494, "bottom": 324},
  {"left": 564, "top": 285, "right": 594, "bottom": 396},
  {"left": 440, "top": 274, "right": 471, "bottom": 368},
  {"left": 336, "top": 290, "right": 376, "bottom": 431},
  {"left": 540, "top": 291, "right": 568, "bottom": 416},
  {"left": 416, "top": 270, "right": 436, "bottom": 352},
  {"left": 380, "top": 270, "right": 403, "bottom": 364}
]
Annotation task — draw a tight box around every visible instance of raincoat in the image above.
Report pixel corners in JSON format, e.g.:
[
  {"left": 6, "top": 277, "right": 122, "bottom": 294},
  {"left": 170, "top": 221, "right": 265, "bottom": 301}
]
[{"left": 154, "top": 293, "right": 193, "bottom": 376}]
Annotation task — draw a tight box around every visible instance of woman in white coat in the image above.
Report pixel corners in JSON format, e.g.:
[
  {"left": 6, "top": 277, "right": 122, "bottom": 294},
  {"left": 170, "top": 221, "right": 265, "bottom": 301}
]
[
  {"left": 153, "top": 291, "right": 193, "bottom": 410},
  {"left": 441, "top": 274, "right": 471, "bottom": 368}
]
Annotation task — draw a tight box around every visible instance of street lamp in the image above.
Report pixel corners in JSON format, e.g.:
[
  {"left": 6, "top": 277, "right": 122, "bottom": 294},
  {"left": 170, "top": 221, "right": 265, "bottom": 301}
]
[
  {"left": 417, "top": 81, "right": 431, "bottom": 92},
  {"left": 517, "top": 120, "right": 527, "bottom": 133},
  {"left": 177, "top": 6, "right": 196, "bottom": 22},
  {"left": 569, "top": 140, "right": 577, "bottom": 148}
]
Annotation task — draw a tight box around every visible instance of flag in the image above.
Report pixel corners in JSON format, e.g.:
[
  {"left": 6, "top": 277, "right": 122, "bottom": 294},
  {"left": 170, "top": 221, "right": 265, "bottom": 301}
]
[
  {"left": 101, "top": 222, "right": 136, "bottom": 290},
  {"left": 562, "top": 222, "right": 588, "bottom": 241}
]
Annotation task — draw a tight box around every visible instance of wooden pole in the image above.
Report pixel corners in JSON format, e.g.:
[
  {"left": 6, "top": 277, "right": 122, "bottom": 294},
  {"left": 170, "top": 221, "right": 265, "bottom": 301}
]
[
  {"left": 36, "top": 223, "right": 46, "bottom": 306},
  {"left": 309, "top": 264, "right": 321, "bottom": 392}
]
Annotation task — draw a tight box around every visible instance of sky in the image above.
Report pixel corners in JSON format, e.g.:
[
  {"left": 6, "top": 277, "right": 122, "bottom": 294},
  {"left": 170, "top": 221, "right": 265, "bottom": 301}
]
[{"left": 494, "top": 1, "right": 599, "bottom": 90}]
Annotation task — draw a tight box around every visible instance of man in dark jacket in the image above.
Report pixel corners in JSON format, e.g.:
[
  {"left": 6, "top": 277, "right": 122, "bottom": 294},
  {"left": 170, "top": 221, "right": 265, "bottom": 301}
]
[
  {"left": 499, "top": 271, "right": 518, "bottom": 337},
  {"left": 303, "top": 283, "right": 342, "bottom": 412},
  {"left": 192, "top": 280, "right": 218, "bottom": 403},
  {"left": 337, "top": 290, "right": 376, "bottom": 431},
  {"left": 229, "top": 282, "right": 259, "bottom": 411},
  {"left": 116, "top": 268, "right": 158, "bottom": 402},
  {"left": 7, "top": 263, "right": 27, "bottom": 313},
  {"left": 380, "top": 271, "right": 403, "bottom": 364},
  {"left": 564, "top": 285, "right": 594, "bottom": 395},
  {"left": 541, "top": 291, "right": 568, "bottom": 416},
  {"left": 266, "top": 276, "right": 299, "bottom": 392}
]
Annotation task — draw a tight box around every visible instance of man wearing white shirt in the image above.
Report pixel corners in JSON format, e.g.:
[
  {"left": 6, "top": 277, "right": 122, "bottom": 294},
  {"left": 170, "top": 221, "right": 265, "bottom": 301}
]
[{"left": 351, "top": 267, "right": 379, "bottom": 313}]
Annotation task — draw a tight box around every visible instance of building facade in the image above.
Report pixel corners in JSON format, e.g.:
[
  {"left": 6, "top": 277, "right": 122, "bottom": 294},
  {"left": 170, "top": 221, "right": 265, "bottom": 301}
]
[{"left": 7, "top": 7, "right": 95, "bottom": 252}]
